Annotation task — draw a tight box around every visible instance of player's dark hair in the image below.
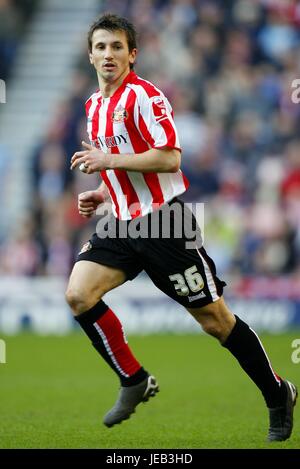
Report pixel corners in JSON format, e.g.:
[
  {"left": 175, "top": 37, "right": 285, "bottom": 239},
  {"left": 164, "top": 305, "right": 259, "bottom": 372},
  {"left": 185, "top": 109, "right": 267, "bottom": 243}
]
[{"left": 88, "top": 13, "right": 137, "bottom": 69}]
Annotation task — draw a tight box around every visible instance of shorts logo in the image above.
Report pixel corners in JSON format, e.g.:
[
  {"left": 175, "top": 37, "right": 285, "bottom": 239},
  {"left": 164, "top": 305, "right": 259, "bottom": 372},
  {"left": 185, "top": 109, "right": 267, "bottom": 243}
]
[
  {"left": 79, "top": 241, "right": 92, "bottom": 255},
  {"left": 112, "top": 105, "right": 128, "bottom": 123},
  {"left": 188, "top": 291, "right": 206, "bottom": 302}
]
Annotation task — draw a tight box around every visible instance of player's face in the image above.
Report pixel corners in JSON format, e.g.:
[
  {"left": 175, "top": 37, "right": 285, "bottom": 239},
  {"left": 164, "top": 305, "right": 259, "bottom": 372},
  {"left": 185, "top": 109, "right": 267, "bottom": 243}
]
[{"left": 89, "top": 29, "right": 136, "bottom": 84}]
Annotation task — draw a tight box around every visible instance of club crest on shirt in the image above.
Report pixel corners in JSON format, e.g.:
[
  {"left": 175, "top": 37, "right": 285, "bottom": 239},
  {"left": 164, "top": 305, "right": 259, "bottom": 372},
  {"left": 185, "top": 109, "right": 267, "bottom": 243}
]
[
  {"left": 112, "top": 105, "right": 128, "bottom": 123},
  {"left": 79, "top": 241, "right": 92, "bottom": 255}
]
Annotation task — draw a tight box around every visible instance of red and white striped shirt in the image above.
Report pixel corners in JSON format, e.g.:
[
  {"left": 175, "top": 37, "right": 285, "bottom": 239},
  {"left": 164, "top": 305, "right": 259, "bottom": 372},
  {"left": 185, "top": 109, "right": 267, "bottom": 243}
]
[{"left": 85, "top": 71, "right": 189, "bottom": 220}]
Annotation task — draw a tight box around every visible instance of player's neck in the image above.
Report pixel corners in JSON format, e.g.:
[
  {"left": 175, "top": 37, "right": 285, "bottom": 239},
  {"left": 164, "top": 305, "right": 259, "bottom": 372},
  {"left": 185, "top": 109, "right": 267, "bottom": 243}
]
[
  {"left": 98, "top": 68, "right": 130, "bottom": 98},
  {"left": 99, "top": 82, "right": 118, "bottom": 98}
]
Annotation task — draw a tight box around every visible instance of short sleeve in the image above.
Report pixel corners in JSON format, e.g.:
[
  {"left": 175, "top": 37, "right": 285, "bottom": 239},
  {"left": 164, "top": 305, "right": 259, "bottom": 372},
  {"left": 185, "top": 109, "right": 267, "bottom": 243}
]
[{"left": 136, "top": 88, "right": 181, "bottom": 151}]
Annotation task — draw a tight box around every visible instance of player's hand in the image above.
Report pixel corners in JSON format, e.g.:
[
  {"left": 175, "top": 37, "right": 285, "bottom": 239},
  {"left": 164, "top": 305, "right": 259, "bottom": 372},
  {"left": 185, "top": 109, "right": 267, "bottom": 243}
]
[
  {"left": 78, "top": 190, "right": 105, "bottom": 218},
  {"left": 70, "top": 141, "right": 111, "bottom": 173}
]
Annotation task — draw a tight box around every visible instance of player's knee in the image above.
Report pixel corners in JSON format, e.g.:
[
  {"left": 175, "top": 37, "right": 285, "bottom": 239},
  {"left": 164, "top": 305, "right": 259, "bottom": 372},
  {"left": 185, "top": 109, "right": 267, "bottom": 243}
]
[
  {"left": 202, "top": 311, "right": 235, "bottom": 342},
  {"left": 201, "top": 318, "right": 224, "bottom": 340},
  {"left": 189, "top": 301, "right": 235, "bottom": 342},
  {"left": 65, "top": 287, "right": 84, "bottom": 315},
  {"left": 194, "top": 305, "right": 235, "bottom": 342},
  {"left": 65, "top": 286, "right": 98, "bottom": 316}
]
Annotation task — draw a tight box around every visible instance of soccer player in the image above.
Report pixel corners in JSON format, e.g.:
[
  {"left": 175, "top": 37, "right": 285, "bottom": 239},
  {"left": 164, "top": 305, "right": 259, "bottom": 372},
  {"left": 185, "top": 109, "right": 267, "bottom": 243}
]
[{"left": 66, "top": 13, "right": 297, "bottom": 440}]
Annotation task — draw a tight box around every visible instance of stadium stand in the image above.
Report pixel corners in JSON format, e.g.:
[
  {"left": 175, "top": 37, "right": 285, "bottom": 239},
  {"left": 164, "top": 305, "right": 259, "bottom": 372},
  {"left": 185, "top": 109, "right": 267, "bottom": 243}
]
[{"left": 0, "top": 0, "right": 300, "bottom": 282}]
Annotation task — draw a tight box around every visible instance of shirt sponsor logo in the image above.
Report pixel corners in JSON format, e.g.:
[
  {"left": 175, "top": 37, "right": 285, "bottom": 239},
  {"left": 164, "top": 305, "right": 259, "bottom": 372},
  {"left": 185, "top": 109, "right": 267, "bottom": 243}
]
[
  {"left": 188, "top": 291, "right": 206, "bottom": 302},
  {"left": 112, "top": 105, "right": 128, "bottom": 123},
  {"left": 91, "top": 133, "right": 129, "bottom": 149}
]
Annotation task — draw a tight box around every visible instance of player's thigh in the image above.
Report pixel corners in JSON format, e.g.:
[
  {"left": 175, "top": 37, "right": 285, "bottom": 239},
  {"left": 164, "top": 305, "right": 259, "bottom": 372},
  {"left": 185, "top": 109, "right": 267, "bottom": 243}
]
[{"left": 66, "top": 260, "right": 126, "bottom": 310}]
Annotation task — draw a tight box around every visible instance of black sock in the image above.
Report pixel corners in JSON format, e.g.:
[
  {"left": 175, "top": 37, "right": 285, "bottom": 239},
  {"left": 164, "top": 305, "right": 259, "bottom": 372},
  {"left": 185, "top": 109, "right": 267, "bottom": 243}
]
[
  {"left": 74, "top": 299, "right": 148, "bottom": 386},
  {"left": 222, "top": 315, "right": 286, "bottom": 408}
]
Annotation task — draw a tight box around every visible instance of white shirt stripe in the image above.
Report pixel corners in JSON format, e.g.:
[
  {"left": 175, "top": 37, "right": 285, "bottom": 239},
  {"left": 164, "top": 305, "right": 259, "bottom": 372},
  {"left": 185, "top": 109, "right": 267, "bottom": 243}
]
[
  {"left": 98, "top": 97, "right": 109, "bottom": 153},
  {"left": 105, "top": 169, "right": 131, "bottom": 219},
  {"left": 87, "top": 92, "right": 100, "bottom": 141},
  {"left": 157, "top": 171, "right": 187, "bottom": 201}
]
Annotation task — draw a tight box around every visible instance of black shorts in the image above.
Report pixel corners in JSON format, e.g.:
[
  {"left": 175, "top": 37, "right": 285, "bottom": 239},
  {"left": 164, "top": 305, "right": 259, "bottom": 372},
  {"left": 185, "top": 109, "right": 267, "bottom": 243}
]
[{"left": 77, "top": 198, "right": 226, "bottom": 308}]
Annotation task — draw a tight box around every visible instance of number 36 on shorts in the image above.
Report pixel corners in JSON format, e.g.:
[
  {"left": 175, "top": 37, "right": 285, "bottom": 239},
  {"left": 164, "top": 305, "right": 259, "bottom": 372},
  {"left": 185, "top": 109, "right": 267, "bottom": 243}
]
[{"left": 169, "top": 265, "right": 204, "bottom": 296}]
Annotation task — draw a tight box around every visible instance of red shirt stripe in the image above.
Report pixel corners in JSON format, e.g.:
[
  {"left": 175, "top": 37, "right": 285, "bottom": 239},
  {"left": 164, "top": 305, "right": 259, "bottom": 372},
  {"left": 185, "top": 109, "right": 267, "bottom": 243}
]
[
  {"left": 105, "top": 90, "right": 142, "bottom": 219},
  {"left": 91, "top": 97, "right": 101, "bottom": 143},
  {"left": 100, "top": 170, "right": 121, "bottom": 219},
  {"left": 124, "top": 90, "right": 165, "bottom": 207}
]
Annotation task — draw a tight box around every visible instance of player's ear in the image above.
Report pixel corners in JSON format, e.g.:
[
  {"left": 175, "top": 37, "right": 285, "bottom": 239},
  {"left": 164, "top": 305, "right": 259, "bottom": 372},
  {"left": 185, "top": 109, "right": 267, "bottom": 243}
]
[
  {"left": 129, "top": 48, "right": 137, "bottom": 67},
  {"left": 89, "top": 53, "right": 94, "bottom": 65}
]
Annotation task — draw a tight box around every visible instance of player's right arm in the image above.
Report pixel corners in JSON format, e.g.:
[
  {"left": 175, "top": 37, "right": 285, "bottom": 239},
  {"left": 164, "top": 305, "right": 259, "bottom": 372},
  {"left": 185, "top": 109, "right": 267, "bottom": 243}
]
[{"left": 78, "top": 181, "right": 109, "bottom": 218}]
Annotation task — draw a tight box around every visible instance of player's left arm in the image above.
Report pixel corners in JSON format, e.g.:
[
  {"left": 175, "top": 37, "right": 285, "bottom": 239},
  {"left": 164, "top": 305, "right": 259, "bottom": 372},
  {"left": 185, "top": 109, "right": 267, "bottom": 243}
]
[{"left": 70, "top": 141, "right": 181, "bottom": 174}]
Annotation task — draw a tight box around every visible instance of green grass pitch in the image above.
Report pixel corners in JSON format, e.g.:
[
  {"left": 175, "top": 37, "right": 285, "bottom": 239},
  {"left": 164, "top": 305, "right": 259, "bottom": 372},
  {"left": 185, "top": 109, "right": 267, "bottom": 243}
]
[{"left": 0, "top": 331, "right": 299, "bottom": 449}]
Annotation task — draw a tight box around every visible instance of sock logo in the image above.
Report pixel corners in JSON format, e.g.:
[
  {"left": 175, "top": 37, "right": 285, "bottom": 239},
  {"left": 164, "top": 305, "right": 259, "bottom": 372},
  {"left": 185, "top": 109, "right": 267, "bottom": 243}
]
[{"left": 291, "top": 338, "right": 300, "bottom": 364}]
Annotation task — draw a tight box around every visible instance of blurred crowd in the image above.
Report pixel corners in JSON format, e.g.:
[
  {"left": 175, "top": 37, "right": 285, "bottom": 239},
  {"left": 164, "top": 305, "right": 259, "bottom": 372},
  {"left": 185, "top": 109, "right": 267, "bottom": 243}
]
[
  {"left": 0, "top": 0, "right": 39, "bottom": 80},
  {"left": 1, "top": 0, "right": 300, "bottom": 280}
]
